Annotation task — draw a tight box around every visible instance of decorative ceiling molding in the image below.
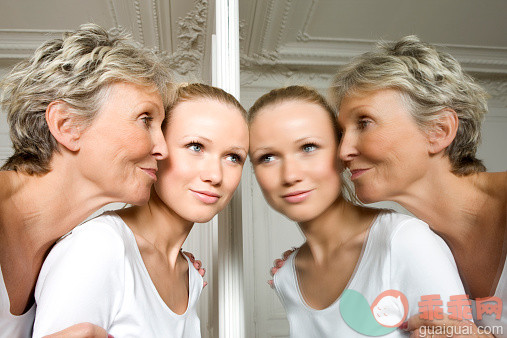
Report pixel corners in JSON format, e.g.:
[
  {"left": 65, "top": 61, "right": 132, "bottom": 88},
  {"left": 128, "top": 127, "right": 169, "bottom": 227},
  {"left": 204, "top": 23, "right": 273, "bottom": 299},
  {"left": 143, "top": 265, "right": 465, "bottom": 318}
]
[
  {"left": 240, "top": 68, "right": 332, "bottom": 89},
  {"left": 296, "top": 0, "right": 318, "bottom": 42},
  {"left": 242, "top": 0, "right": 507, "bottom": 75},
  {"left": 478, "top": 77, "right": 507, "bottom": 110},
  {"left": 133, "top": 1, "right": 145, "bottom": 45},
  {"left": 164, "top": 0, "right": 209, "bottom": 79},
  {"left": 0, "top": 29, "right": 65, "bottom": 59},
  {"left": 151, "top": 0, "right": 162, "bottom": 52}
]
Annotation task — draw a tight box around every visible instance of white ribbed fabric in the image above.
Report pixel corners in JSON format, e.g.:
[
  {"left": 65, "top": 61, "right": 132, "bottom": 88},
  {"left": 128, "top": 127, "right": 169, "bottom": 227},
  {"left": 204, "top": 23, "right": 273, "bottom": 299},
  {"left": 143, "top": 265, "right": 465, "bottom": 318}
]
[
  {"left": 33, "top": 212, "right": 202, "bottom": 338},
  {"left": 474, "top": 258, "right": 507, "bottom": 337},
  {"left": 273, "top": 211, "right": 465, "bottom": 338},
  {"left": 0, "top": 267, "right": 35, "bottom": 338}
]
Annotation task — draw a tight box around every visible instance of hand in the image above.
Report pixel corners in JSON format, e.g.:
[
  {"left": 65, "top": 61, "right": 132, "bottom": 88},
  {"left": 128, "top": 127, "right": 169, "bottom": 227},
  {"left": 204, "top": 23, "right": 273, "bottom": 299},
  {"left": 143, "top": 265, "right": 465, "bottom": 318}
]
[
  {"left": 404, "top": 313, "right": 495, "bottom": 337},
  {"left": 43, "top": 323, "right": 111, "bottom": 338},
  {"left": 182, "top": 251, "right": 207, "bottom": 288},
  {"left": 267, "top": 247, "right": 297, "bottom": 288}
]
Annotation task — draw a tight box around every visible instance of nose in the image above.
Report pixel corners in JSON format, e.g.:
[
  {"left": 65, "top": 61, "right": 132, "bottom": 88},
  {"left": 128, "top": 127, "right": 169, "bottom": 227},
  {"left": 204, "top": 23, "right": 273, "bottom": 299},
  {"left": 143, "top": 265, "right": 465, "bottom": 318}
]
[
  {"left": 338, "top": 130, "right": 359, "bottom": 162},
  {"left": 200, "top": 157, "right": 223, "bottom": 185},
  {"left": 151, "top": 128, "right": 169, "bottom": 160},
  {"left": 281, "top": 157, "right": 303, "bottom": 186}
]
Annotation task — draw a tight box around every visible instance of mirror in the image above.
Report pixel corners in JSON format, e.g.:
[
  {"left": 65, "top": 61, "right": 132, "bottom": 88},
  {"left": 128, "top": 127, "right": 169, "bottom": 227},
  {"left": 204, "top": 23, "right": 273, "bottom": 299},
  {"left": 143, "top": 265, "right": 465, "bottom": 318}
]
[{"left": 239, "top": 0, "right": 507, "bottom": 336}]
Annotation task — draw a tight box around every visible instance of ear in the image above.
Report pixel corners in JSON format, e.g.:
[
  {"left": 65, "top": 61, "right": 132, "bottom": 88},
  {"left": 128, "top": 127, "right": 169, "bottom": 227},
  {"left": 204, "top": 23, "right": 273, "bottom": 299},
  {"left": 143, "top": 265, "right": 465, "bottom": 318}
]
[
  {"left": 427, "top": 109, "right": 459, "bottom": 154},
  {"left": 45, "top": 101, "right": 82, "bottom": 152}
]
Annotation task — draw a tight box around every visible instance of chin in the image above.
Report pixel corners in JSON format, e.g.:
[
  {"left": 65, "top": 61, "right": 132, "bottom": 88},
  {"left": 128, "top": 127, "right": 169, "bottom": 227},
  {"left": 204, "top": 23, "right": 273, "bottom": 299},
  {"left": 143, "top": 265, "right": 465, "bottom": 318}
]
[
  {"left": 355, "top": 186, "right": 383, "bottom": 204},
  {"left": 124, "top": 188, "right": 151, "bottom": 206}
]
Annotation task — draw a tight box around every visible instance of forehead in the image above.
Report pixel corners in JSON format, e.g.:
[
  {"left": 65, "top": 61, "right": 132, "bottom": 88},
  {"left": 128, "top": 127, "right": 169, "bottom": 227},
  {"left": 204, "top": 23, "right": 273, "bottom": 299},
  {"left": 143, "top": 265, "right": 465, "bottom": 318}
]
[
  {"left": 169, "top": 98, "right": 243, "bottom": 124},
  {"left": 166, "top": 98, "right": 248, "bottom": 140},
  {"left": 338, "top": 89, "right": 409, "bottom": 120},
  {"left": 250, "top": 100, "right": 336, "bottom": 142}
]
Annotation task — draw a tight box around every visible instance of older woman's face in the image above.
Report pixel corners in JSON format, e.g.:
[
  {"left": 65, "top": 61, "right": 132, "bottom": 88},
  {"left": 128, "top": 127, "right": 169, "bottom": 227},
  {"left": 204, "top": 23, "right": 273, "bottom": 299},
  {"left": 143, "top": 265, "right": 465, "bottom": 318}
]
[
  {"left": 154, "top": 99, "right": 249, "bottom": 223},
  {"left": 337, "top": 89, "right": 431, "bottom": 203},
  {"left": 77, "top": 82, "right": 167, "bottom": 205},
  {"left": 249, "top": 100, "right": 342, "bottom": 223}
]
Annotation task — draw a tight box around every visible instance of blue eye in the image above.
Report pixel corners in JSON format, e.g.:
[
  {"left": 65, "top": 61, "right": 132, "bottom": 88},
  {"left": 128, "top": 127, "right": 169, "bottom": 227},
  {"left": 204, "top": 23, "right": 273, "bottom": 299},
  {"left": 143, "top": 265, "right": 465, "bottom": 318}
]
[
  {"left": 302, "top": 144, "right": 317, "bottom": 153},
  {"left": 258, "top": 154, "right": 275, "bottom": 164},
  {"left": 226, "top": 153, "right": 243, "bottom": 164},
  {"left": 188, "top": 142, "right": 203, "bottom": 152}
]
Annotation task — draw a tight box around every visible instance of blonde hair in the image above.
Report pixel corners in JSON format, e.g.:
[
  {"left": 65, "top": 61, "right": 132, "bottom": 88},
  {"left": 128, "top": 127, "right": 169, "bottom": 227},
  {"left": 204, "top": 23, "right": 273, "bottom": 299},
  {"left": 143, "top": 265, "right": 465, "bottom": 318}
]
[
  {"left": 165, "top": 83, "right": 246, "bottom": 123},
  {"left": 330, "top": 35, "right": 489, "bottom": 175},
  {"left": 248, "top": 85, "right": 339, "bottom": 141},
  {"left": 1, "top": 23, "right": 173, "bottom": 175}
]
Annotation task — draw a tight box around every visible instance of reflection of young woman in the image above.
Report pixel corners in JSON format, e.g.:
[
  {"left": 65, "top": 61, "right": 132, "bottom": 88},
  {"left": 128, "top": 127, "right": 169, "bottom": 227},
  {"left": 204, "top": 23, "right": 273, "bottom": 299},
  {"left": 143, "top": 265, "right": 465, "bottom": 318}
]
[
  {"left": 0, "top": 24, "right": 172, "bottom": 337},
  {"left": 333, "top": 36, "right": 507, "bottom": 336},
  {"left": 33, "top": 84, "right": 249, "bottom": 337},
  {"left": 249, "top": 86, "right": 465, "bottom": 337}
]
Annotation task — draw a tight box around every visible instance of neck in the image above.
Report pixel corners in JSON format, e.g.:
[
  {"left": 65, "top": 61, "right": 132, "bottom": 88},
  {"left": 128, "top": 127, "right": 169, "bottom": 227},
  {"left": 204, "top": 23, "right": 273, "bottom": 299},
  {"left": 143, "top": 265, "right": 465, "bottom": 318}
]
[
  {"left": 120, "top": 191, "right": 194, "bottom": 268},
  {"left": 1, "top": 161, "right": 115, "bottom": 268},
  {"left": 297, "top": 196, "right": 373, "bottom": 264},
  {"left": 392, "top": 164, "right": 494, "bottom": 248}
]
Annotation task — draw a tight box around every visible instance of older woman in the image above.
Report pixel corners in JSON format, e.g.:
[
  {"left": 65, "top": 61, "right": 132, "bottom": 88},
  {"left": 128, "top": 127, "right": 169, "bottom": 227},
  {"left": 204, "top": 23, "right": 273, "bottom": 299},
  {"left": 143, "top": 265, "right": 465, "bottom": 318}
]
[
  {"left": 0, "top": 23, "right": 172, "bottom": 337},
  {"left": 32, "top": 84, "right": 249, "bottom": 337},
  {"left": 333, "top": 36, "right": 506, "bottom": 336}
]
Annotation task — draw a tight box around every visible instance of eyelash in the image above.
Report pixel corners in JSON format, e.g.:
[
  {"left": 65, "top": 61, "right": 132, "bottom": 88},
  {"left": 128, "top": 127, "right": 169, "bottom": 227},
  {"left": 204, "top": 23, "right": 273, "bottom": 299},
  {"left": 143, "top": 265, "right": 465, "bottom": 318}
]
[
  {"left": 357, "top": 117, "right": 372, "bottom": 130},
  {"left": 227, "top": 153, "right": 243, "bottom": 164},
  {"left": 187, "top": 142, "right": 244, "bottom": 164},
  {"left": 257, "top": 154, "right": 275, "bottom": 164},
  {"left": 301, "top": 143, "right": 318, "bottom": 153},
  {"left": 187, "top": 141, "right": 203, "bottom": 152},
  {"left": 141, "top": 115, "right": 154, "bottom": 128}
]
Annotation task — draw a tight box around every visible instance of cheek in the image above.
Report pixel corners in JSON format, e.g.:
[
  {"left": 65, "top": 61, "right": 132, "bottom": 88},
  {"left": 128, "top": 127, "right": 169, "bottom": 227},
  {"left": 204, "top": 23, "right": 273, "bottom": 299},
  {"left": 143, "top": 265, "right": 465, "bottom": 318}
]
[{"left": 254, "top": 167, "right": 279, "bottom": 195}]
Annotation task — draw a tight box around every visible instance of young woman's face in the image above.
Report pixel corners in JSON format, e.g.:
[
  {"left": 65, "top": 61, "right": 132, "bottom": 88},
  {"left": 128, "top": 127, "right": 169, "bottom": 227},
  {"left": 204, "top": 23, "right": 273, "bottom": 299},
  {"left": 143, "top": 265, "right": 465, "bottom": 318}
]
[
  {"left": 77, "top": 81, "right": 167, "bottom": 205},
  {"left": 249, "top": 100, "right": 342, "bottom": 223},
  {"left": 337, "top": 89, "right": 431, "bottom": 203},
  {"left": 155, "top": 98, "right": 249, "bottom": 223}
]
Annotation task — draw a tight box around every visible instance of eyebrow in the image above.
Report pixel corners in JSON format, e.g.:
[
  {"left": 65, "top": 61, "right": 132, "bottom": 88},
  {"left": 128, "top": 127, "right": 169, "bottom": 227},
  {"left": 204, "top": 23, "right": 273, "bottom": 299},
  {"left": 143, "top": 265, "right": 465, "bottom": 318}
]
[
  {"left": 182, "top": 135, "right": 213, "bottom": 143},
  {"left": 229, "top": 146, "right": 248, "bottom": 154},
  {"left": 250, "top": 146, "right": 273, "bottom": 157},
  {"left": 294, "top": 136, "right": 325, "bottom": 143}
]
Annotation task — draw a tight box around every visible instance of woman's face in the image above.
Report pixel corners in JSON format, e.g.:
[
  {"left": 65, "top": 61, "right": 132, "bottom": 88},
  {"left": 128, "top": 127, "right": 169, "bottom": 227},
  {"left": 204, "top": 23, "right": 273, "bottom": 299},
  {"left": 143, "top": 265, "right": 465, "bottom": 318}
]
[
  {"left": 249, "top": 100, "right": 342, "bottom": 223},
  {"left": 77, "top": 82, "right": 167, "bottom": 205},
  {"left": 337, "top": 89, "right": 431, "bottom": 203},
  {"left": 155, "top": 98, "right": 249, "bottom": 223}
]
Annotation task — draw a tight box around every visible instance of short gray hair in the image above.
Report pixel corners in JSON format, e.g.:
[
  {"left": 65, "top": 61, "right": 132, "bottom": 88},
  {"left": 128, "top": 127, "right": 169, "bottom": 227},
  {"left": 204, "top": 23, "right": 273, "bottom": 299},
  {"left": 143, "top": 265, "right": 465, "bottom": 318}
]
[
  {"left": 330, "top": 35, "right": 489, "bottom": 175},
  {"left": 1, "top": 23, "right": 173, "bottom": 175}
]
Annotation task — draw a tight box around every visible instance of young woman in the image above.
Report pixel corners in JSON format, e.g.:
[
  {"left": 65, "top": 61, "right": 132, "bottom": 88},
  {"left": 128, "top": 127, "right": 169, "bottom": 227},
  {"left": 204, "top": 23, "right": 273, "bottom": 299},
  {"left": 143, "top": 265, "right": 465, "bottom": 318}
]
[
  {"left": 333, "top": 36, "right": 506, "bottom": 337},
  {"left": 249, "top": 86, "right": 466, "bottom": 337},
  {"left": 0, "top": 23, "right": 172, "bottom": 337},
  {"left": 32, "top": 84, "right": 249, "bottom": 337}
]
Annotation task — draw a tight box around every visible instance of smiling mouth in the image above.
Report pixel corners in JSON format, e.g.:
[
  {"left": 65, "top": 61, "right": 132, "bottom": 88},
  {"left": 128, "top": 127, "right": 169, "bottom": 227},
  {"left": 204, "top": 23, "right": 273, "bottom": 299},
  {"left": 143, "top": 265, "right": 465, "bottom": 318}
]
[
  {"left": 350, "top": 168, "right": 371, "bottom": 180},
  {"left": 140, "top": 168, "right": 158, "bottom": 181},
  {"left": 282, "top": 190, "right": 313, "bottom": 204},
  {"left": 190, "top": 190, "right": 221, "bottom": 204}
]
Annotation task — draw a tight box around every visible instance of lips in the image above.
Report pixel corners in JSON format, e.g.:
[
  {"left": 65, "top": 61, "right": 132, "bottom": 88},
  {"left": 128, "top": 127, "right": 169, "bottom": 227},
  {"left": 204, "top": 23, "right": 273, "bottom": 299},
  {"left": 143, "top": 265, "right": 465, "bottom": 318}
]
[
  {"left": 140, "top": 167, "right": 158, "bottom": 181},
  {"left": 349, "top": 168, "right": 371, "bottom": 180},
  {"left": 282, "top": 189, "right": 313, "bottom": 204},
  {"left": 190, "top": 189, "right": 221, "bottom": 204}
]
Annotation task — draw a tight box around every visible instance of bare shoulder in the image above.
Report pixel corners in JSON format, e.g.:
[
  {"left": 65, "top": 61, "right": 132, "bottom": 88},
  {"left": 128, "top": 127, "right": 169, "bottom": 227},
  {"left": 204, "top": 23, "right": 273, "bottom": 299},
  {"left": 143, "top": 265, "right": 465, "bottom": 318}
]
[
  {"left": 0, "top": 170, "right": 16, "bottom": 198},
  {"left": 482, "top": 171, "right": 507, "bottom": 200},
  {"left": 0, "top": 171, "right": 21, "bottom": 212}
]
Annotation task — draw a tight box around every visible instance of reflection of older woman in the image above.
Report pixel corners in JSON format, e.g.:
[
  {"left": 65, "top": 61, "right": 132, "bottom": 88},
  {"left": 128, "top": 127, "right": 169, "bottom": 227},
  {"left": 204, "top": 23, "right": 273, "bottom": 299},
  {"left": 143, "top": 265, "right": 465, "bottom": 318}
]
[
  {"left": 333, "top": 36, "right": 506, "bottom": 336},
  {"left": 0, "top": 23, "right": 172, "bottom": 337}
]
